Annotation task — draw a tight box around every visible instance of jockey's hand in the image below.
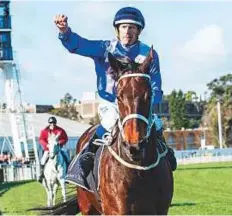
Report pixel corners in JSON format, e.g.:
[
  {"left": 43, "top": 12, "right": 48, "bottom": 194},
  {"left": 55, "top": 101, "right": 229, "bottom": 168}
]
[{"left": 54, "top": 14, "right": 68, "bottom": 33}]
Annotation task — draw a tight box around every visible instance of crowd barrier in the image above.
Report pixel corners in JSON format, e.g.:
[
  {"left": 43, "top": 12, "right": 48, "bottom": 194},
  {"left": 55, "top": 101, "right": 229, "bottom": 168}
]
[
  {"left": 1, "top": 148, "right": 232, "bottom": 182},
  {"left": 175, "top": 147, "right": 232, "bottom": 165},
  {"left": 0, "top": 164, "right": 38, "bottom": 182}
]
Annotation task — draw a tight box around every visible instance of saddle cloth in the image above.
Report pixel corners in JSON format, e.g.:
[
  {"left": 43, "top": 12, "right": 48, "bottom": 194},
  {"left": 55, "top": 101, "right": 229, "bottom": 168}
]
[{"left": 65, "top": 144, "right": 104, "bottom": 197}]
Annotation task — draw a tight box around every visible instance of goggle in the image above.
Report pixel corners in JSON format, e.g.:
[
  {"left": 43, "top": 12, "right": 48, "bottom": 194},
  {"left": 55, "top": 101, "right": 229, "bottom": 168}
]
[{"left": 48, "top": 121, "right": 56, "bottom": 124}]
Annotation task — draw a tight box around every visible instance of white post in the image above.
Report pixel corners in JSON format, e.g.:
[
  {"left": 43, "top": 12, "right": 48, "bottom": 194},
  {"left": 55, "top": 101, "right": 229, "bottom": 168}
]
[
  {"left": 4, "top": 63, "right": 22, "bottom": 157},
  {"left": 217, "top": 100, "right": 223, "bottom": 149},
  {"left": 31, "top": 124, "right": 40, "bottom": 180},
  {"left": 201, "top": 125, "right": 206, "bottom": 149}
]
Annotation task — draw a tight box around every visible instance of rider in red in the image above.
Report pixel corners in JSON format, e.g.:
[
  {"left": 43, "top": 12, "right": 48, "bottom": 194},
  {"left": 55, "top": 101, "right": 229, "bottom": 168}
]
[{"left": 38, "top": 116, "right": 69, "bottom": 183}]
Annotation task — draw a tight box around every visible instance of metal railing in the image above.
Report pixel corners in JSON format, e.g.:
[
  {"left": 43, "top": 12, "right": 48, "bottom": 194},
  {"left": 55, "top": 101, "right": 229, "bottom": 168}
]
[
  {"left": 175, "top": 147, "right": 232, "bottom": 165},
  {"left": 1, "top": 148, "right": 232, "bottom": 182},
  {"left": 0, "top": 163, "right": 38, "bottom": 182}
]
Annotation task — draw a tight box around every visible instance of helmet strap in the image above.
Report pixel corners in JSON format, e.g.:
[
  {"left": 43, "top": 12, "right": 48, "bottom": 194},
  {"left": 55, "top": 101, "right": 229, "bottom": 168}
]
[{"left": 115, "top": 27, "right": 119, "bottom": 39}]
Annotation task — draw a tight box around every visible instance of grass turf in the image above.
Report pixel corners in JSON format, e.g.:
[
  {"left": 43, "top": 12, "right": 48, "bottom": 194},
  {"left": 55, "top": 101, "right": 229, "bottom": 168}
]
[{"left": 1, "top": 162, "right": 232, "bottom": 215}]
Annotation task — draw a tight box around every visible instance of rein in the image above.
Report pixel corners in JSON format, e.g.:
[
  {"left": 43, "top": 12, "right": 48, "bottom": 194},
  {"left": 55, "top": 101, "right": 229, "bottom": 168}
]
[
  {"left": 48, "top": 143, "right": 65, "bottom": 171},
  {"left": 107, "top": 140, "right": 167, "bottom": 170}
]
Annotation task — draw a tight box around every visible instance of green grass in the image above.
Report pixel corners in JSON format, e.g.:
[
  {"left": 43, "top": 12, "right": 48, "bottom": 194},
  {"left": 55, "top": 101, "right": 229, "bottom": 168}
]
[
  {"left": 0, "top": 180, "right": 76, "bottom": 215},
  {"left": 1, "top": 162, "right": 232, "bottom": 215},
  {"left": 169, "top": 162, "right": 232, "bottom": 215}
]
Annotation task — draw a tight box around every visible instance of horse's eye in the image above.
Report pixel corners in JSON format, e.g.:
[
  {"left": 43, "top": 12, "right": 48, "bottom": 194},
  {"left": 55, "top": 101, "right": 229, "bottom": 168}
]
[{"left": 117, "top": 96, "right": 122, "bottom": 102}]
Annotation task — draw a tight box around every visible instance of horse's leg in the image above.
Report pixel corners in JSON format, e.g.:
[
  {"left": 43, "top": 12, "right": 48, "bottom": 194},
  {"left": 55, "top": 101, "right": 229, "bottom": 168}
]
[
  {"left": 42, "top": 181, "right": 50, "bottom": 207},
  {"left": 59, "top": 178, "right": 66, "bottom": 203},
  {"left": 52, "top": 183, "right": 58, "bottom": 206},
  {"left": 44, "top": 185, "right": 50, "bottom": 207},
  {"left": 47, "top": 186, "right": 53, "bottom": 207},
  {"left": 77, "top": 188, "right": 101, "bottom": 215}
]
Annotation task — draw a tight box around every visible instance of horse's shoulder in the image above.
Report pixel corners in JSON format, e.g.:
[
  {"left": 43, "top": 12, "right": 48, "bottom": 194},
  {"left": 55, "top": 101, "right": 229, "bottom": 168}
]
[{"left": 76, "top": 125, "right": 98, "bottom": 153}]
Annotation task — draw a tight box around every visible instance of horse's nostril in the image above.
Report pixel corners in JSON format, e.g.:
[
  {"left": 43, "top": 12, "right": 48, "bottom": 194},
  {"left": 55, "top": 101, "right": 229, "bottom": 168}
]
[{"left": 129, "top": 145, "right": 140, "bottom": 154}]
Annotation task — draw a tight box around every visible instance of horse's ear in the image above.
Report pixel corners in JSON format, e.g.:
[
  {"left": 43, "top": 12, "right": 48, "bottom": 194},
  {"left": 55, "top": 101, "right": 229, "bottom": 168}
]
[
  {"left": 108, "top": 52, "right": 123, "bottom": 74},
  {"left": 138, "top": 46, "right": 154, "bottom": 74}
]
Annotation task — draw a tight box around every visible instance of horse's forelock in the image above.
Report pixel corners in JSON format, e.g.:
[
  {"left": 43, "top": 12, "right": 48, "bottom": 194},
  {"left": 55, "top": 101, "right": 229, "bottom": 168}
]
[{"left": 107, "top": 56, "right": 139, "bottom": 80}]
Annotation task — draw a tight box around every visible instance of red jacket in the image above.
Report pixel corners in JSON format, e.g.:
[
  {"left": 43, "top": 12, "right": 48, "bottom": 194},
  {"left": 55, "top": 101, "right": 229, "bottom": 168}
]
[{"left": 39, "top": 125, "right": 68, "bottom": 151}]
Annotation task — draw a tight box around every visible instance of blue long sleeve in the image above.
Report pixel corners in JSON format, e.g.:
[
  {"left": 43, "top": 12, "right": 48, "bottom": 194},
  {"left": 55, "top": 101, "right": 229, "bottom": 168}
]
[
  {"left": 150, "top": 50, "right": 163, "bottom": 104},
  {"left": 58, "top": 28, "right": 163, "bottom": 105},
  {"left": 58, "top": 27, "right": 109, "bottom": 58}
]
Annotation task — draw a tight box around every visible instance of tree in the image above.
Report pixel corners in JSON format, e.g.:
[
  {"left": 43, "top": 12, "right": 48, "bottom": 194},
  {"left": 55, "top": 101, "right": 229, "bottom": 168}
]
[
  {"left": 203, "top": 74, "right": 232, "bottom": 147},
  {"left": 184, "top": 91, "right": 197, "bottom": 101},
  {"left": 89, "top": 113, "right": 100, "bottom": 126},
  {"left": 167, "top": 90, "right": 189, "bottom": 130},
  {"left": 50, "top": 93, "right": 83, "bottom": 122}
]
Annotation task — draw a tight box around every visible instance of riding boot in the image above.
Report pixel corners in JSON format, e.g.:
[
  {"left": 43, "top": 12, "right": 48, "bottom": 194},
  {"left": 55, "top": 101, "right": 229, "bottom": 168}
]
[
  {"left": 79, "top": 132, "right": 99, "bottom": 179},
  {"left": 38, "top": 165, "right": 45, "bottom": 183},
  {"left": 65, "top": 131, "right": 101, "bottom": 186},
  {"left": 157, "top": 129, "right": 177, "bottom": 171}
]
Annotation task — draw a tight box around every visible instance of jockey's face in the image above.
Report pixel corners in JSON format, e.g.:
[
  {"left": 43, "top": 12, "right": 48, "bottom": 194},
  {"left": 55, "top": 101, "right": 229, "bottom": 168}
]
[
  {"left": 117, "top": 23, "right": 141, "bottom": 46},
  {"left": 49, "top": 123, "right": 56, "bottom": 130}
]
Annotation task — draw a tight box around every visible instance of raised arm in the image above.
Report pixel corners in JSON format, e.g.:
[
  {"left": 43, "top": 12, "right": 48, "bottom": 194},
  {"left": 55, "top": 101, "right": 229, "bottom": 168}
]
[{"left": 54, "top": 14, "right": 109, "bottom": 58}]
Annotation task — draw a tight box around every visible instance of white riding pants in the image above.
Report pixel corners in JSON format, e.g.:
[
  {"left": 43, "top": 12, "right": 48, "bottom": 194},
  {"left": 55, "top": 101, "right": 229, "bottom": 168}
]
[
  {"left": 98, "top": 102, "right": 119, "bottom": 132},
  {"left": 41, "top": 151, "right": 49, "bottom": 165}
]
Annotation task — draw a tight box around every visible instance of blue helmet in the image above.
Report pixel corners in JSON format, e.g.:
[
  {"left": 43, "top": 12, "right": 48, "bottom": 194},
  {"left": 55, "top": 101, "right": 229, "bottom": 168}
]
[{"left": 113, "top": 7, "right": 145, "bottom": 29}]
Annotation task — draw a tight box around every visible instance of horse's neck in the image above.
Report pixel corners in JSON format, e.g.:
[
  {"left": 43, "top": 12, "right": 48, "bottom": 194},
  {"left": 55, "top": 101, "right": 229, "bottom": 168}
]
[
  {"left": 48, "top": 152, "right": 63, "bottom": 167},
  {"left": 56, "top": 151, "right": 64, "bottom": 165}
]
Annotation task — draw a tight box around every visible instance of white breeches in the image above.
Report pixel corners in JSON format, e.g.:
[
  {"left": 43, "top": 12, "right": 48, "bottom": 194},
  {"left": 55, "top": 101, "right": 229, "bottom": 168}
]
[
  {"left": 98, "top": 103, "right": 119, "bottom": 132},
  {"left": 97, "top": 102, "right": 163, "bottom": 132},
  {"left": 41, "top": 151, "right": 49, "bottom": 165}
]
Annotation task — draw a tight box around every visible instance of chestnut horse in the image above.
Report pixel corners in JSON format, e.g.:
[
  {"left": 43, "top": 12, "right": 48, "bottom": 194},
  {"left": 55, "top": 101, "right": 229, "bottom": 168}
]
[{"left": 59, "top": 47, "right": 173, "bottom": 215}]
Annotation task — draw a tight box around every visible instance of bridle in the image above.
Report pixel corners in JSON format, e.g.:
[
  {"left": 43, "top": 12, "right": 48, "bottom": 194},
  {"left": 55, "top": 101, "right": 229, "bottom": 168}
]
[
  {"left": 106, "top": 73, "right": 168, "bottom": 170},
  {"left": 116, "top": 73, "right": 156, "bottom": 144},
  {"left": 93, "top": 73, "right": 168, "bottom": 170},
  {"left": 48, "top": 140, "right": 60, "bottom": 159}
]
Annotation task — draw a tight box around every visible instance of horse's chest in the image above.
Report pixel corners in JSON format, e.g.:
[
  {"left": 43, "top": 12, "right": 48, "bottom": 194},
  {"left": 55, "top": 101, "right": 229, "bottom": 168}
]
[{"left": 100, "top": 158, "right": 157, "bottom": 208}]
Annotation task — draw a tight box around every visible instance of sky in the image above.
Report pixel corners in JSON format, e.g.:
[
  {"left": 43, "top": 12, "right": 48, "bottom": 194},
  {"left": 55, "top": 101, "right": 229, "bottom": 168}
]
[{"left": 0, "top": 0, "right": 232, "bottom": 105}]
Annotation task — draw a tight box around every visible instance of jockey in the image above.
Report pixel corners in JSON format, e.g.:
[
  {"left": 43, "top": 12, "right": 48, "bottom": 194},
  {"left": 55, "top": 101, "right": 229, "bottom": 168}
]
[
  {"left": 55, "top": 7, "right": 177, "bottom": 184},
  {"left": 38, "top": 116, "right": 69, "bottom": 183}
]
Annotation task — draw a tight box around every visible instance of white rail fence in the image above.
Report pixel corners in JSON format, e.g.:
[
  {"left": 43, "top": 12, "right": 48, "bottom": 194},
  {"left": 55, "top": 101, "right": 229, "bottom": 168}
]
[
  {"left": 0, "top": 164, "right": 38, "bottom": 182},
  {"left": 1, "top": 148, "right": 232, "bottom": 182},
  {"left": 176, "top": 147, "right": 232, "bottom": 165}
]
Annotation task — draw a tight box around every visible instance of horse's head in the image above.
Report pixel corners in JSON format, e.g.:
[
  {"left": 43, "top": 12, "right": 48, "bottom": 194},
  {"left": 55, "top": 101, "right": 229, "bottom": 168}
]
[
  {"left": 47, "top": 132, "right": 61, "bottom": 158},
  {"left": 108, "top": 47, "right": 154, "bottom": 157}
]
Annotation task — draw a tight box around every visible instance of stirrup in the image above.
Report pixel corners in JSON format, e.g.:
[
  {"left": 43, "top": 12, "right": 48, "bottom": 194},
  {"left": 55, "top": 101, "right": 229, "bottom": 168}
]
[{"left": 92, "top": 132, "right": 112, "bottom": 146}]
